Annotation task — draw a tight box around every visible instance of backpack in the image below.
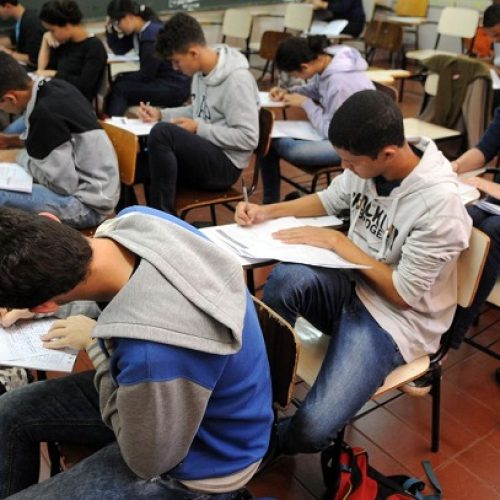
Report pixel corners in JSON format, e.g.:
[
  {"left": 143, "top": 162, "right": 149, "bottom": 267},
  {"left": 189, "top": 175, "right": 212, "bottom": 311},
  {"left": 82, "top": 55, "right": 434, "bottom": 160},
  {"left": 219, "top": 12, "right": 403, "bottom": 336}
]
[{"left": 321, "top": 443, "right": 442, "bottom": 500}]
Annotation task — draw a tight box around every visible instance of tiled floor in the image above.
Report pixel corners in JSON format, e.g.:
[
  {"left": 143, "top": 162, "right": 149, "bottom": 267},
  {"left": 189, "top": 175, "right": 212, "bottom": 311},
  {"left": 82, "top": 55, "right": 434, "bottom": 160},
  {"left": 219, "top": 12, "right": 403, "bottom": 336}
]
[{"left": 40, "top": 58, "right": 500, "bottom": 498}]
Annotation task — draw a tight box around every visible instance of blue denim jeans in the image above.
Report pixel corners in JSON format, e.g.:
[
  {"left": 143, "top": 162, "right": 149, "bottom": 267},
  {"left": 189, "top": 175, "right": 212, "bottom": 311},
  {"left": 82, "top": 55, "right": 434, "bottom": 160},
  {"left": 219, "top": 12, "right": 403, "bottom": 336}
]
[
  {"left": 0, "top": 184, "right": 105, "bottom": 228},
  {"left": 452, "top": 205, "right": 500, "bottom": 345},
  {"left": 259, "top": 138, "right": 341, "bottom": 204},
  {"left": 263, "top": 264, "right": 405, "bottom": 454},
  {"left": 0, "top": 372, "right": 247, "bottom": 499}
]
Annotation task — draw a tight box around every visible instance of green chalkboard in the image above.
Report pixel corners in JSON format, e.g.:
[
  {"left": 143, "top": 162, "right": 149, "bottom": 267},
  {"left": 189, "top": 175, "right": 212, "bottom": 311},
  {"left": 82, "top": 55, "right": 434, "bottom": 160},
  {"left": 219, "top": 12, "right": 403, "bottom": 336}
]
[{"left": 18, "top": 0, "right": 294, "bottom": 20}]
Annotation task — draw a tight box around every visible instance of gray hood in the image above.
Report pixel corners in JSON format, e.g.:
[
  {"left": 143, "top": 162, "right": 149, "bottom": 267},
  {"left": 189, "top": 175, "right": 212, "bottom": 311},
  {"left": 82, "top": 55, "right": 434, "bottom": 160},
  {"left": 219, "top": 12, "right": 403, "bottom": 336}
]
[{"left": 92, "top": 213, "right": 247, "bottom": 355}]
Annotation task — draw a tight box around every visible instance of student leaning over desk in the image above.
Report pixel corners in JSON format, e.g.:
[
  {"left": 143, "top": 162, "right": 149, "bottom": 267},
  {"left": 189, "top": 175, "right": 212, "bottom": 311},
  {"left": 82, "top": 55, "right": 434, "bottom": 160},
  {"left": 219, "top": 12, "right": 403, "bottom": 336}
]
[
  {"left": 105, "top": 0, "right": 191, "bottom": 116},
  {"left": 0, "top": 52, "right": 119, "bottom": 228},
  {"left": 261, "top": 35, "right": 374, "bottom": 204},
  {"left": 139, "top": 13, "right": 259, "bottom": 215},
  {"left": 36, "top": 0, "right": 107, "bottom": 103},
  {"left": 0, "top": 205, "right": 273, "bottom": 499},
  {"left": 235, "top": 90, "right": 472, "bottom": 458}
]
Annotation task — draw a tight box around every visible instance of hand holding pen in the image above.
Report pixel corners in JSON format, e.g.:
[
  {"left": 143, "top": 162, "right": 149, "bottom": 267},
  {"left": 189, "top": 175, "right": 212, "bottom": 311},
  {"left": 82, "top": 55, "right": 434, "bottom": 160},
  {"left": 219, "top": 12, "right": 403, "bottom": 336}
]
[{"left": 138, "top": 101, "right": 161, "bottom": 123}]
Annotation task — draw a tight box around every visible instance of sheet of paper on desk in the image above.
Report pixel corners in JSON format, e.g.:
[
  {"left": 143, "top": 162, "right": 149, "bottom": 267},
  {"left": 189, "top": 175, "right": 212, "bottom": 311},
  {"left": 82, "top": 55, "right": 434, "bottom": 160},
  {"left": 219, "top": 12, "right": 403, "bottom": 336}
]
[
  {"left": 0, "top": 318, "right": 77, "bottom": 372},
  {"left": 474, "top": 199, "right": 500, "bottom": 216},
  {"left": 259, "top": 92, "right": 286, "bottom": 108},
  {"left": 106, "top": 117, "right": 154, "bottom": 136},
  {"left": 309, "top": 19, "right": 348, "bottom": 36},
  {"left": 214, "top": 217, "right": 366, "bottom": 269},
  {"left": 0, "top": 163, "right": 33, "bottom": 193},
  {"left": 107, "top": 52, "right": 140, "bottom": 63},
  {"left": 272, "top": 121, "right": 323, "bottom": 141}
]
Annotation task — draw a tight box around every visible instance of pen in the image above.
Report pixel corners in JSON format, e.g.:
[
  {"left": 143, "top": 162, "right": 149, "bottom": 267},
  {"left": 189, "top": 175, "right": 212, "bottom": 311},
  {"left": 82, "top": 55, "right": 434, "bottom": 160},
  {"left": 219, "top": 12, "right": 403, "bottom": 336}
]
[{"left": 242, "top": 178, "right": 249, "bottom": 209}]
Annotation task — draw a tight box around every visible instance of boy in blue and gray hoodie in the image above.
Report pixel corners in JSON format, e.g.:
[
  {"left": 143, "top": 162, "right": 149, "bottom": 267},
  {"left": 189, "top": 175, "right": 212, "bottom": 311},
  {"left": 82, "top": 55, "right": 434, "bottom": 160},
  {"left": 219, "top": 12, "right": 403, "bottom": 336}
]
[
  {"left": 0, "top": 206, "right": 273, "bottom": 499},
  {"left": 138, "top": 13, "right": 259, "bottom": 215}
]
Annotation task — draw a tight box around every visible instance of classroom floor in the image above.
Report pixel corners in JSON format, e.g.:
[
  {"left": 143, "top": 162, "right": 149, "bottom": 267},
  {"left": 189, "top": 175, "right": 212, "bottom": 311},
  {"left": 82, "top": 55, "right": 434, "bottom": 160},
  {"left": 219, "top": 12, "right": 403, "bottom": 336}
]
[{"left": 39, "top": 60, "right": 500, "bottom": 499}]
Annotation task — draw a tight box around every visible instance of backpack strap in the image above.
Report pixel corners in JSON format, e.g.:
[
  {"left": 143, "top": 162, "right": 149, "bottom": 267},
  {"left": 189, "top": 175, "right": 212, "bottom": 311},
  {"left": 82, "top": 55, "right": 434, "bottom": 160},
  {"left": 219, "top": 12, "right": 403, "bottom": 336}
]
[{"left": 420, "top": 460, "right": 443, "bottom": 500}]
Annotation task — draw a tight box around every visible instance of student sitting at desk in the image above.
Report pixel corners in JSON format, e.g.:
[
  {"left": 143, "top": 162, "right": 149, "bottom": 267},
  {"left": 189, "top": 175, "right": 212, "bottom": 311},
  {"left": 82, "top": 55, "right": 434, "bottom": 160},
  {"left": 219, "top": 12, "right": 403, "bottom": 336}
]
[
  {"left": 0, "top": 0, "right": 45, "bottom": 70},
  {"left": 235, "top": 90, "right": 471, "bottom": 459},
  {"left": 0, "top": 205, "right": 273, "bottom": 499},
  {"left": 139, "top": 13, "right": 259, "bottom": 215},
  {"left": 0, "top": 52, "right": 119, "bottom": 228},
  {"left": 105, "top": 0, "right": 191, "bottom": 116},
  {"left": 309, "top": 0, "right": 366, "bottom": 37},
  {"left": 36, "top": 0, "right": 107, "bottom": 102},
  {"left": 261, "top": 35, "right": 373, "bottom": 204}
]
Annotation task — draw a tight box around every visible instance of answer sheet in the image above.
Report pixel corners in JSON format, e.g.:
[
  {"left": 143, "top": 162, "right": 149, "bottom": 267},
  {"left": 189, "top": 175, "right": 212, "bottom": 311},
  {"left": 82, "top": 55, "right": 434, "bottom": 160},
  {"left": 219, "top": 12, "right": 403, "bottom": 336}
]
[{"left": 0, "top": 318, "right": 76, "bottom": 372}]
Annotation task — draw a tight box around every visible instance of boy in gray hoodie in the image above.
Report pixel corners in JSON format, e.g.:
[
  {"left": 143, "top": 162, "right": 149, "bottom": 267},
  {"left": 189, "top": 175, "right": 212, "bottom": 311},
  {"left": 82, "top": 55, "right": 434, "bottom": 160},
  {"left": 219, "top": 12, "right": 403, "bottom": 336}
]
[
  {"left": 235, "top": 90, "right": 472, "bottom": 456},
  {"left": 138, "top": 13, "right": 259, "bottom": 215}
]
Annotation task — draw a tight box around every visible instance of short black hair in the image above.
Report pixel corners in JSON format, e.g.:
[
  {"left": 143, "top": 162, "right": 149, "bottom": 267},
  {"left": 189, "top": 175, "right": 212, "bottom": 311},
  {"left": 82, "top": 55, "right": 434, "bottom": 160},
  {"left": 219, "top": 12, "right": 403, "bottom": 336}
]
[
  {"left": 0, "top": 208, "right": 93, "bottom": 309},
  {"left": 276, "top": 35, "right": 330, "bottom": 72},
  {"left": 329, "top": 90, "right": 405, "bottom": 159},
  {"left": 106, "top": 0, "right": 158, "bottom": 22},
  {"left": 39, "top": 0, "right": 83, "bottom": 26},
  {"left": 484, "top": 4, "right": 500, "bottom": 28},
  {"left": 156, "top": 13, "right": 206, "bottom": 58},
  {"left": 0, "top": 52, "right": 31, "bottom": 96},
  {"left": 0, "top": 1, "right": 20, "bottom": 6}
]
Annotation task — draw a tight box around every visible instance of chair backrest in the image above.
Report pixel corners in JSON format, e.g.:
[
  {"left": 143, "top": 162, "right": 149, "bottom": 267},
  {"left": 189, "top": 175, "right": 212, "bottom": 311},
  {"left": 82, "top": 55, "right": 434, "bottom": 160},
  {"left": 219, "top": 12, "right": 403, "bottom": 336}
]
[
  {"left": 364, "top": 20, "right": 403, "bottom": 52},
  {"left": 99, "top": 120, "right": 139, "bottom": 186},
  {"left": 258, "top": 30, "right": 292, "bottom": 61},
  {"left": 222, "top": 8, "right": 253, "bottom": 40},
  {"left": 373, "top": 80, "right": 398, "bottom": 102},
  {"left": 284, "top": 3, "right": 314, "bottom": 33},
  {"left": 252, "top": 296, "right": 299, "bottom": 409},
  {"left": 437, "top": 7, "right": 479, "bottom": 39},
  {"left": 394, "top": 0, "right": 428, "bottom": 18},
  {"left": 457, "top": 227, "right": 490, "bottom": 308}
]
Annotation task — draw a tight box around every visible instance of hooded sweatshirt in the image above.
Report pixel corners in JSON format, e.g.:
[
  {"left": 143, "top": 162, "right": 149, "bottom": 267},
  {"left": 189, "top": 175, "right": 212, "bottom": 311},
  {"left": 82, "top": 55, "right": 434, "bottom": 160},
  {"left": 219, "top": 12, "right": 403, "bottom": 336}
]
[
  {"left": 161, "top": 45, "right": 259, "bottom": 170},
  {"left": 16, "top": 78, "right": 120, "bottom": 215},
  {"left": 289, "top": 45, "right": 374, "bottom": 139},
  {"left": 86, "top": 207, "right": 273, "bottom": 491},
  {"left": 318, "top": 138, "right": 472, "bottom": 362}
]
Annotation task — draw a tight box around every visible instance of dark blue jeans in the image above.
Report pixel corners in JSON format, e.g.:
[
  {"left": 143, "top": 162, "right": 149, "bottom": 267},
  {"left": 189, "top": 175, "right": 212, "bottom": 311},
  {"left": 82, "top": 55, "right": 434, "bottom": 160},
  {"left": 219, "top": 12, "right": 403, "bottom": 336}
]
[
  {"left": 263, "top": 264, "right": 404, "bottom": 454},
  {"left": 452, "top": 206, "right": 500, "bottom": 345},
  {"left": 0, "top": 371, "right": 245, "bottom": 499}
]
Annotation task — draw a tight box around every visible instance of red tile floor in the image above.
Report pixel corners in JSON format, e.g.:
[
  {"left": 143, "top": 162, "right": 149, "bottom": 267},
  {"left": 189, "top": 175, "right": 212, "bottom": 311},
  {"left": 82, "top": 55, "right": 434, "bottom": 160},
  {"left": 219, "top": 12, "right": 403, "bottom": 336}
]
[{"left": 39, "top": 66, "right": 500, "bottom": 499}]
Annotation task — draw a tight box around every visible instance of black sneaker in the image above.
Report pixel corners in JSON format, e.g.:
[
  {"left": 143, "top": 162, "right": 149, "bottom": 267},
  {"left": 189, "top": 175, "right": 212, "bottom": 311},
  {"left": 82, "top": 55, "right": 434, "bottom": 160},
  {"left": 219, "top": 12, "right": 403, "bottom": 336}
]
[
  {"left": 283, "top": 191, "right": 302, "bottom": 201},
  {"left": 495, "top": 368, "right": 500, "bottom": 385}
]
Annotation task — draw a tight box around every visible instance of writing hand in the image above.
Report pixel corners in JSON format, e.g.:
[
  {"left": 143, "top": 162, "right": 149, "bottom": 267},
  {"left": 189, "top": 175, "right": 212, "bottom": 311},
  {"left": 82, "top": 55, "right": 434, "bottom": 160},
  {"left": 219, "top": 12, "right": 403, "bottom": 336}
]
[
  {"left": 171, "top": 117, "right": 198, "bottom": 133},
  {"left": 269, "top": 87, "right": 287, "bottom": 101},
  {"left": 0, "top": 308, "right": 35, "bottom": 328},
  {"left": 138, "top": 101, "right": 161, "bottom": 123},
  {"left": 283, "top": 93, "right": 308, "bottom": 107},
  {"left": 41, "top": 315, "right": 96, "bottom": 351},
  {"left": 234, "top": 201, "right": 270, "bottom": 226}
]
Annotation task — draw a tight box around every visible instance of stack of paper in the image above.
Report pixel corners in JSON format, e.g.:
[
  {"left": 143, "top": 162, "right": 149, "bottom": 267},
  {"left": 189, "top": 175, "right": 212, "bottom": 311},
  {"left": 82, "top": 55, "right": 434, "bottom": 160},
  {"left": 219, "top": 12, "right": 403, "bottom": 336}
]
[
  {"left": 106, "top": 117, "right": 154, "bottom": 136},
  {"left": 475, "top": 199, "right": 500, "bottom": 215},
  {"left": 271, "top": 121, "right": 324, "bottom": 141},
  {"left": 0, "top": 319, "right": 77, "bottom": 372},
  {"left": 0, "top": 163, "right": 33, "bottom": 193},
  {"left": 205, "top": 216, "right": 366, "bottom": 269}
]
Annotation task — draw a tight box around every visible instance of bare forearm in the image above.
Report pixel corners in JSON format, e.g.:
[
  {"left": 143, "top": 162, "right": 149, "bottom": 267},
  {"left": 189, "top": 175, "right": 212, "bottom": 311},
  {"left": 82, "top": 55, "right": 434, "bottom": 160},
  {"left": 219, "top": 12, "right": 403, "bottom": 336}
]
[
  {"left": 454, "top": 148, "right": 486, "bottom": 174},
  {"left": 263, "top": 194, "right": 327, "bottom": 219}
]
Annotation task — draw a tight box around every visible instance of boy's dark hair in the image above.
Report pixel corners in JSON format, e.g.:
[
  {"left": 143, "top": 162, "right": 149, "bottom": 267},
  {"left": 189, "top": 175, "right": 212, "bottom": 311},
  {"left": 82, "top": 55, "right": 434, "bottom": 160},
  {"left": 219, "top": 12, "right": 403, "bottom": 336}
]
[
  {"left": 484, "top": 4, "right": 500, "bottom": 28},
  {"left": 107, "top": 0, "right": 158, "bottom": 22},
  {"left": 329, "top": 90, "right": 404, "bottom": 159},
  {"left": 0, "top": 52, "right": 31, "bottom": 96},
  {"left": 0, "top": 1, "right": 20, "bottom": 6},
  {"left": 0, "top": 208, "right": 92, "bottom": 309},
  {"left": 156, "top": 13, "right": 206, "bottom": 58},
  {"left": 39, "top": 0, "right": 83, "bottom": 26},
  {"left": 276, "top": 35, "right": 330, "bottom": 72}
]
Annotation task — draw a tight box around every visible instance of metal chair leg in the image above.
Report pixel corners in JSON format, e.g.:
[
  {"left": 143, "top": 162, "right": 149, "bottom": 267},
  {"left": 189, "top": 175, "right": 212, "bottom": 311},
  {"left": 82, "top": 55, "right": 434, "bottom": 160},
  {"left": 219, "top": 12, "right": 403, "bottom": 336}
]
[{"left": 431, "top": 365, "right": 442, "bottom": 452}]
